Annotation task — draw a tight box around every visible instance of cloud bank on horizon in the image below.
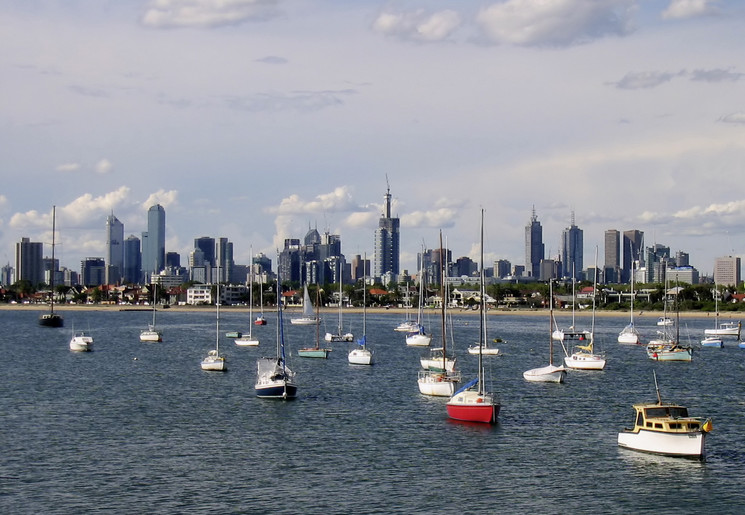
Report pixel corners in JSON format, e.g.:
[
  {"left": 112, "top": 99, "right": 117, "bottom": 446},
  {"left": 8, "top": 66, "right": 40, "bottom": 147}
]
[{"left": 1, "top": 0, "right": 744, "bottom": 276}]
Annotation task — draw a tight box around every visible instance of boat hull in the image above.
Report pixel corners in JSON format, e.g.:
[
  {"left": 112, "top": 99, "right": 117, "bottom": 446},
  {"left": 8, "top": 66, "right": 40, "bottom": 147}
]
[
  {"left": 417, "top": 372, "right": 457, "bottom": 396},
  {"left": 140, "top": 330, "right": 162, "bottom": 342},
  {"left": 39, "top": 313, "right": 64, "bottom": 328},
  {"left": 348, "top": 348, "right": 373, "bottom": 365},
  {"left": 255, "top": 381, "right": 298, "bottom": 399},
  {"left": 564, "top": 352, "right": 606, "bottom": 370},
  {"left": 618, "top": 327, "right": 641, "bottom": 345},
  {"left": 700, "top": 337, "right": 723, "bottom": 348},
  {"left": 235, "top": 336, "right": 259, "bottom": 346},
  {"left": 325, "top": 333, "right": 354, "bottom": 342},
  {"left": 523, "top": 364, "right": 566, "bottom": 383},
  {"left": 446, "top": 391, "right": 499, "bottom": 424},
  {"left": 467, "top": 345, "right": 500, "bottom": 355},
  {"left": 618, "top": 429, "right": 706, "bottom": 458},
  {"left": 406, "top": 333, "right": 431, "bottom": 347},
  {"left": 69, "top": 335, "right": 93, "bottom": 352},
  {"left": 298, "top": 348, "right": 330, "bottom": 358},
  {"left": 290, "top": 317, "right": 317, "bottom": 325},
  {"left": 254, "top": 317, "right": 267, "bottom": 326},
  {"left": 646, "top": 346, "right": 692, "bottom": 361},
  {"left": 201, "top": 355, "right": 227, "bottom": 371}
]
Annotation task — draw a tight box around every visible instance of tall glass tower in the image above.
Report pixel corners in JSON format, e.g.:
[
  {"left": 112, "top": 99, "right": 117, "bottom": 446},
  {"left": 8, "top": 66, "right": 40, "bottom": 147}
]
[
  {"left": 373, "top": 181, "right": 400, "bottom": 282},
  {"left": 105, "top": 212, "right": 124, "bottom": 284},
  {"left": 524, "top": 207, "right": 544, "bottom": 278},
  {"left": 142, "top": 204, "right": 166, "bottom": 282},
  {"left": 561, "top": 211, "right": 583, "bottom": 280}
]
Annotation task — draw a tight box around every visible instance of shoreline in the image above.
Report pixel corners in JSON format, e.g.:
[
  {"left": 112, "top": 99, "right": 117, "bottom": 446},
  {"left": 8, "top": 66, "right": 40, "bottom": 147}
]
[{"left": 4, "top": 303, "right": 738, "bottom": 320}]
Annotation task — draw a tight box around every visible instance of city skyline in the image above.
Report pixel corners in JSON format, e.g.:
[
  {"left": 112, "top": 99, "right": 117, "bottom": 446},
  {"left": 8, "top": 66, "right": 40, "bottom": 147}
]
[{"left": 2, "top": 1, "right": 745, "bottom": 276}]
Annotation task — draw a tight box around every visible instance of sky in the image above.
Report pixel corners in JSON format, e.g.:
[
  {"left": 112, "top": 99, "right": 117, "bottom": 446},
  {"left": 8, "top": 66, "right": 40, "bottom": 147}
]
[{"left": 2, "top": 0, "right": 745, "bottom": 278}]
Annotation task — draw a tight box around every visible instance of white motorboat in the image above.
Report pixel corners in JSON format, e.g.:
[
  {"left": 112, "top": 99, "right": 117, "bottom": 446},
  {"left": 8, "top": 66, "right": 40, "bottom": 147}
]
[
  {"left": 617, "top": 372, "right": 712, "bottom": 458},
  {"left": 700, "top": 336, "right": 723, "bottom": 348},
  {"left": 657, "top": 316, "right": 673, "bottom": 326},
  {"left": 69, "top": 330, "right": 93, "bottom": 352},
  {"left": 705, "top": 320, "right": 741, "bottom": 337}
]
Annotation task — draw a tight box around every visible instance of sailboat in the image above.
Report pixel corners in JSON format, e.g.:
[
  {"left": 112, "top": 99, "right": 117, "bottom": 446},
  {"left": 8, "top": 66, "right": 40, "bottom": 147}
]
[
  {"left": 140, "top": 283, "right": 163, "bottom": 342},
  {"left": 447, "top": 210, "right": 500, "bottom": 424},
  {"left": 523, "top": 280, "right": 567, "bottom": 383},
  {"left": 406, "top": 252, "right": 432, "bottom": 347},
  {"left": 290, "top": 284, "right": 319, "bottom": 325},
  {"left": 325, "top": 280, "right": 353, "bottom": 342},
  {"left": 394, "top": 282, "right": 419, "bottom": 332},
  {"left": 255, "top": 267, "right": 297, "bottom": 399},
  {"left": 39, "top": 206, "right": 64, "bottom": 328},
  {"left": 563, "top": 248, "right": 606, "bottom": 370},
  {"left": 646, "top": 283, "right": 693, "bottom": 361},
  {"left": 467, "top": 296, "right": 501, "bottom": 356},
  {"left": 255, "top": 278, "right": 267, "bottom": 325},
  {"left": 418, "top": 232, "right": 460, "bottom": 396},
  {"left": 618, "top": 259, "right": 641, "bottom": 345},
  {"left": 349, "top": 253, "right": 373, "bottom": 365},
  {"left": 201, "top": 279, "right": 227, "bottom": 371},
  {"left": 552, "top": 270, "right": 590, "bottom": 342},
  {"left": 298, "top": 288, "right": 331, "bottom": 358},
  {"left": 236, "top": 255, "right": 259, "bottom": 346}
]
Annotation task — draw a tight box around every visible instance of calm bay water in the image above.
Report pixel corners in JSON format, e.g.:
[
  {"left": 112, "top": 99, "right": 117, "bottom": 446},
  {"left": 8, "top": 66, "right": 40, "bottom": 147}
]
[{"left": 1, "top": 307, "right": 744, "bottom": 513}]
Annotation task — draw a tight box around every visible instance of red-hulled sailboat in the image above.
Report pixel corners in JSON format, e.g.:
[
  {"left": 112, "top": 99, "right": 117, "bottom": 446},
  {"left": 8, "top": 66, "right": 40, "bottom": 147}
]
[{"left": 446, "top": 209, "right": 500, "bottom": 424}]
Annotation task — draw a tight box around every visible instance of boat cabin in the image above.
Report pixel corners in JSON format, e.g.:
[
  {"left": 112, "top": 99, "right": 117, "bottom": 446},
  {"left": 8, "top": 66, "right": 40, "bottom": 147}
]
[{"left": 631, "top": 403, "right": 706, "bottom": 433}]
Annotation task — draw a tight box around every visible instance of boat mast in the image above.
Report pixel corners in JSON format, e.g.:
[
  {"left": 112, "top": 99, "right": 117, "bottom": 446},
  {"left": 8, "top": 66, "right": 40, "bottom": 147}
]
[
  {"left": 653, "top": 370, "right": 662, "bottom": 405},
  {"left": 478, "top": 209, "right": 485, "bottom": 395},
  {"left": 50, "top": 206, "right": 56, "bottom": 313},
  {"left": 549, "top": 279, "right": 555, "bottom": 367}
]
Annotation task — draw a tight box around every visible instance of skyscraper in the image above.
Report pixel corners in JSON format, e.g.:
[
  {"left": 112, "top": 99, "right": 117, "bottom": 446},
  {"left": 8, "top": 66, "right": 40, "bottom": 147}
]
[
  {"left": 714, "top": 256, "right": 741, "bottom": 287},
  {"left": 524, "top": 207, "right": 544, "bottom": 278},
  {"left": 123, "top": 235, "right": 141, "bottom": 284},
  {"left": 622, "top": 230, "right": 644, "bottom": 283},
  {"left": 15, "top": 237, "right": 44, "bottom": 286},
  {"left": 105, "top": 212, "right": 124, "bottom": 284},
  {"left": 142, "top": 204, "right": 166, "bottom": 282},
  {"left": 561, "top": 211, "right": 583, "bottom": 280},
  {"left": 194, "top": 236, "right": 216, "bottom": 267},
  {"left": 373, "top": 181, "right": 400, "bottom": 282},
  {"left": 604, "top": 229, "right": 620, "bottom": 283}
]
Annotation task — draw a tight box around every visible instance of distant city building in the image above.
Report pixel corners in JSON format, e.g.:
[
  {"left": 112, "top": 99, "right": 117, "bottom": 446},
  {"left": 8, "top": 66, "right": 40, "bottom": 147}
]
[
  {"left": 142, "top": 204, "right": 166, "bottom": 282},
  {"left": 1, "top": 263, "right": 12, "bottom": 286},
  {"left": 494, "top": 259, "right": 511, "bottom": 279},
  {"left": 667, "top": 266, "right": 699, "bottom": 285},
  {"left": 714, "top": 256, "right": 741, "bottom": 287},
  {"left": 253, "top": 252, "right": 272, "bottom": 274},
  {"left": 216, "top": 237, "right": 233, "bottom": 283},
  {"left": 539, "top": 258, "right": 557, "bottom": 282},
  {"left": 194, "top": 236, "right": 216, "bottom": 267},
  {"left": 373, "top": 182, "right": 400, "bottom": 281},
  {"left": 123, "top": 235, "right": 141, "bottom": 284},
  {"left": 166, "top": 251, "right": 181, "bottom": 269},
  {"left": 561, "top": 211, "right": 583, "bottom": 280},
  {"left": 454, "top": 256, "right": 476, "bottom": 278},
  {"left": 105, "top": 212, "right": 124, "bottom": 285},
  {"left": 622, "top": 230, "right": 644, "bottom": 283},
  {"left": 15, "top": 237, "right": 44, "bottom": 286},
  {"left": 279, "top": 238, "right": 302, "bottom": 284},
  {"left": 351, "top": 254, "right": 370, "bottom": 282},
  {"left": 525, "top": 207, "right": 544, "bottom": 278},
  {"left": 604, "top": 229, "right": 620, "bottom": 283},
  {"left": 81, "top": 257, "right": 106, "bottom": 286}
]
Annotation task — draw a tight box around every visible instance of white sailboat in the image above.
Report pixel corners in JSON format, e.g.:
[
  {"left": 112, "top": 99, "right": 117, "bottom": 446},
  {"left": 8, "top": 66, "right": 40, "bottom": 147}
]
[
  {"left": 201, "top": 280, "right": 227, "bottom": 371},
  {"left": 290, "top": 284, "right": 319, "bottom": 325},
  {"left": 298, "top": 288, "right": 331, "bottom": 358},
  {"left": 524, "top": 280, "right": 567, "bottom": 383},
  {"left": 564, "top": 248, "right": 606, "bottom": 370},
  {"left": 236, "top": 255, "right": 259, "bottom": 347},
  {"left": 418, "top": 232, "right": 459, "bottom": 396},
  {"left": 618, "top": 259, "right": 641, "bottom": 345},
  {"left": 140, "top": 283, "right": 162, "bottom": 342},
  {"left": 406, "top": 252, "right": 432, "bottom": 347},
  {"left": 552, "top": 270, "right": 590, "bottom": 342},
  {"left": 349, "top": 254, "right": 373, "bottom": 366},
  {"left": 325, "top": 280, "right": 353, "bottom": 342},
  {"left": 394, "top": 282, "right": 419, "bottom": 332},
  {"left": 702, "top": 284, "right": 739, "bottom": 346},
  {"left": 446, "top": 210, "right": 500, "bottom": 424},
  {"left": 255, "top": 267, "right": 297, "bottom": 399},
  {"left": 255, "top": 278, "right": 267, "bottom": 325}
]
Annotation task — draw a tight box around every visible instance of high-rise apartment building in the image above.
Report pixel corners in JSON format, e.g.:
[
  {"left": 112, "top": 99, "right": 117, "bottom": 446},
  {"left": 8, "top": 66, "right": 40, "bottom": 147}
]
[
  {"left": 194, "top": 236, "right": 216, "bottom": 267},
  {"left": 15, "top": 237, "right": 44, "bottom": 286},
  {"left": 373, "top": 183, "right": 400, "bottom": 281},
  {"left": 714, "top": 256, "right": 741, "bottom": 287},
  {"left": 561, "top": 211, "right": 583, "bottom": 280},
  {"left": 524, "top": 207, "right": 544, "bottom": 278},
  {"left": 105, "top": 213, "right": 124, "bottom": 284},
  {"left": 81, "top": 257, "right": 106, "bottom": 286},
  {"left": 142, "top": 204, "right": 166, "bottom": 282}
]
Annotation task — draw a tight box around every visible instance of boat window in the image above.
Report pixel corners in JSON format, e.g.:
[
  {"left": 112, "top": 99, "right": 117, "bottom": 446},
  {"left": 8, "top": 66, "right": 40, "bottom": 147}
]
[
  {"left": 688, "top": 423, "right": 699, "bottom": 430},
  {"left": 636, "top": 412, "right": 644, "bottom": 427},
  {"left": 669, "top": 407, "right": 688, "bottom": 418},
  {"left": 654, "top": 423, "right": 663, "bottom": 429},
  {"left": 669, "top": 423, "right": 681, "bottom": 429},
  {"left": 645, "top": 406, "right": 688, "bottom": 418},
  {"left": 646, "top": 422, "right": 653, "bottom": 428}
]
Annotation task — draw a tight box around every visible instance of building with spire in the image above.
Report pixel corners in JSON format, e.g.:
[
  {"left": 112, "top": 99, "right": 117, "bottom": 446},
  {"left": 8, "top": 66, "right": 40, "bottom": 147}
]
[
  {"left": 373, "top": 179, "right": 400, "bottom": 283},
  {"left": 105, "top": 212, "right": 124, "bottom": 284},
  {"left": 524, "top": 207, "right": 544, "bottom": 278}
]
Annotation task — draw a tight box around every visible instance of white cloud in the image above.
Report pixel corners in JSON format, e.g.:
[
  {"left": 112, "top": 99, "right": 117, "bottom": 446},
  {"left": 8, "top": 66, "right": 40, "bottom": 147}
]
[
  {"left": 56, "top": 163, "right": 81, "bottom": 173},
  {"left": 143, "top": 189, "right": 179, "bottom": 210},
  {"left": 611, "top": 70, "right": 680, "bottom": 89},
  {"left": 719, "top": 112, "right": 745, "bottom": 125},
  {"left": 269, "top": 187, "right": 358, "bottom": 216},
  {"left": 95, "top": 159, "right": 113, "bottom": 174},
  {"left": 141, "top": 0, "right": 280, "bottom": 29},
  {"left": 402, "top": 208, "right": 459, "bottom": 229},
  {"left": 372, "top": 9, "right": 462, "bottom": 42},
  {"left": 476, "top": 0, "right": 635, "bottom": 47},
  {"left": 662, "top": 0, "right": 720, "bottom": 20}
]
